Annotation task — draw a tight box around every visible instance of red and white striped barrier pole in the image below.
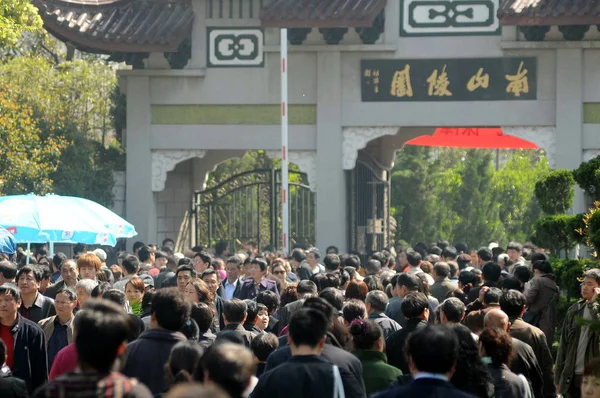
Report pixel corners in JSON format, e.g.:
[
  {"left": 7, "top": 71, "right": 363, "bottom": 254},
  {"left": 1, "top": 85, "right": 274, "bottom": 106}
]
[{"left": 281, "top": 28, "right": 289, "bottom": 254}]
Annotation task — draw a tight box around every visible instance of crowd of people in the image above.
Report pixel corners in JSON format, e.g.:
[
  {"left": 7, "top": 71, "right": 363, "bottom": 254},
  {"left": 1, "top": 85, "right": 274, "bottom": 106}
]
[{"left": 0, "top": 238, "right": 598, "bottom": 398}]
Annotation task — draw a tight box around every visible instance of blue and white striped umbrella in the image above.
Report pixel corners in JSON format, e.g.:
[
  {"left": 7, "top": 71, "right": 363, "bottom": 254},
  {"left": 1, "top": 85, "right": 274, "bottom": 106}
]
[{"left": 0, "top": 193, "right": 137, "bottom": 246}]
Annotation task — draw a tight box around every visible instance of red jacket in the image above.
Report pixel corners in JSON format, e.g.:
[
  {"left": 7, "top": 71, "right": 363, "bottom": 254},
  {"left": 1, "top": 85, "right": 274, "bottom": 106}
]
[{"left": 49, "top": 344, "right": 77, "bottom": 381}]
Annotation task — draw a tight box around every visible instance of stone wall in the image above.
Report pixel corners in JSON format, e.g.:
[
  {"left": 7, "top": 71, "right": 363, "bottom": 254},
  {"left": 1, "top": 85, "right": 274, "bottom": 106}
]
[
  {"left": 112, "top": 171, "right": 126, "bottom": 217},
  {"left": 156, "top": 160, "right": 193, "bottom": 250}
]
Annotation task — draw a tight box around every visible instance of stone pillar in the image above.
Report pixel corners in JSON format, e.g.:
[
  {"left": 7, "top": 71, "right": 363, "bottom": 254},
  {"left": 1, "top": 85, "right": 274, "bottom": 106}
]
[
  {"left": 556, "top": 49, "right": 585, "bottom": 214},
  {"left": 316, "top": 51, "right": 346, "bottom": 252},
  {"left": 125, "top": 77, "right": 157, "bottom": 248},
  {"left": 189, "top": 0, "right": 207, "bottom": 69}
]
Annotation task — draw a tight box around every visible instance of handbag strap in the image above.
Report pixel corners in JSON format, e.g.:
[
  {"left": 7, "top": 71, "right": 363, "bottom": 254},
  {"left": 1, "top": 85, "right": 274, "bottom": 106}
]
[{"left": 332, "top": 365, "right": 345, "bottom": 398}]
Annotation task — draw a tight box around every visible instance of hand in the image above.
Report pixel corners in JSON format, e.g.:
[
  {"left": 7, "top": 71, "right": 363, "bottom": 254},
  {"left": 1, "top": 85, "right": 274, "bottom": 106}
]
[
  {"left": 478, "top": 286, "right": 489, "bottom": 303},
  {"left": 593, "top": 287, "right": 600, "bottom": 302}
]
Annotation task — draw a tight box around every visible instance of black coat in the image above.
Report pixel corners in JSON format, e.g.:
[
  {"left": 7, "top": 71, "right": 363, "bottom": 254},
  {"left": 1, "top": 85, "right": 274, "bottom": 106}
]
[
  {"left": 0, "top": 366, "right": 28, "bottom": 398},
  {"left": 252, "top": 355, "right": 366, "bottom": 398},
  {"left": 373, "top": 378, "right": 477, "bottom": 398},
  {"left": 10, "top": 313, "right": 48, "bottom": 392},
  {"left": 385, "top": 318, "right": 427, "bottom": 373},
  {"left": 43, "top": 281, "right": 66, "bottom": 300},
  {"left": 265, "top": 342, "right": 366, "bottom": 397},
  {"left": 122, "top": 329, "right": 187, "bottom": 395},
  {"left": 19, "top": 293, "right": 55, "bottom": 324},
  {"left": 217, "top": 323, "right": 255, "bottom": 347},
  {"left": 488, "top": 364, "right": 530, "bottom": 398},
  {"left": 510, "top": 337, "right": 544, "bottom": 398}
]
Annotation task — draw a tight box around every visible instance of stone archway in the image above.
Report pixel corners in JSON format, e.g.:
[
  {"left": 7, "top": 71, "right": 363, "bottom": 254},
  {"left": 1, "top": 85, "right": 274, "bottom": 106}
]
[
  {"left": 502, "top": 127, "right": 557, "bottom": 168},
  {"left": 265, "top": 150, "right": 317, "bottom": 192},
  {"left": 152, "top": 149, "right": 207, "bottom": 192}
]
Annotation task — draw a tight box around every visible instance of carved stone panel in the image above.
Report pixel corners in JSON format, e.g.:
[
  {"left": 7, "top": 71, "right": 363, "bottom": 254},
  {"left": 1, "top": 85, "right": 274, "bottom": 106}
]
[{"left": 152, "top": 150, "right": 207, "bottom": 192}]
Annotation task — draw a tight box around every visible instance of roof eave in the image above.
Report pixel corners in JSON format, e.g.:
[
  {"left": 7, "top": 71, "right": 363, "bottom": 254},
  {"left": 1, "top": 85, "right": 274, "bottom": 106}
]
[
  {"left": 499, "top": 15, "right": 600, "bottom": 26},
  {"left": 260, "top": 18, "right": 378, "bottom": 28}
]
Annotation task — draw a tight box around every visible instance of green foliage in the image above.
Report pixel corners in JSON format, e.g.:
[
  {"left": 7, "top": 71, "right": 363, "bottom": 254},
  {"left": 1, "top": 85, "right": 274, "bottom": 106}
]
[
  {"left": 391, "top": 148, "right": 548, "bottom": 248},
  {"left": 573, "top": 156, "right": 600, "bottom": 200},
  {"left": 534, "top": 169, "right": 575, "bottom": 214},
  {"left": 0, "top": 0, "right": 42, "bottom": 50},
  {"left": 531, "top": 215, "right": 577, "bottom": 257},
  {"left": 569, "top": 213, "right": 587, "bottom": 244},
  {"left": 0, "top": 83, "right": 66, "bottom": 194},
  {"left": 552, "top": 258, "right": 597, "bottom": 299},
  {"left": 0, "top": 56, "right": 121, "bottom": 206}
]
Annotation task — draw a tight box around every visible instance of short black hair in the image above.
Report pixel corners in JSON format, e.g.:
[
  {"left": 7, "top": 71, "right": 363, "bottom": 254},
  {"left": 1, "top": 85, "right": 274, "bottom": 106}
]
[
  {"left": 483, "top": 287, "right": 503, "bottom": 305},
  {"left": 0, "top": 261, "right": 17, "bottom": 280},
  {"left": 256, "top": 290, "right": 279, "bottom": 314},
  {"left": 200, "top": 343, "right": 255, "bottom": 398},
  {"left": 406, "top": 251, "right": 422, "bottom": 267},
  {"left": 365, "top": 290, "right": 388, "bottom": 313},
  {"left": 532, "top": 259, "right": 553, "bottom": 274},
  {"left": 251, "top": 333, "right": 279, "bottom": 362},
  {"left": 296, "top": 280, "right": 318, "bottom": 295},
  {"left": 179, "top": 318, "right": 200, "bottom": 341},
  {"left": 244, "top": 300, "right": 259, "bottom": 321},
  {"left": 500, "top": 290, "right": 527, "bottom": 318},
  {"left": 513, "top": 266, "right": 531, "bottom": 285},
  {"left": 214, "top": 240, "right": 229, "bottom": 256},
  {"left": 290, "top": 248, "right": 307, "bottom": 263},
  {"left": 194, "top": 251, "right": 212, "bottom": 264},
  {"left": 132, "top": 241, "right": 145, "bottom": 252},
  {"left": 16, "top": 265, "right": 42, "bottom": 283},
  {"left": 176, "top": 264, "right": 197, "bottom": 279},
  {"left": 302, "top": 297, "right": 336, "bottom": 323},
  {"left": 152, "top": 289, "right": 191, "bottom": 331},
  {"left": 201, "top": 268, "right": 220, "bottom": 281},
  {"left": 501, "top": 277, "right": 522, "bottom": 292},
  {"left": 251, "top": 257, "right": 268, "bottom": 272},
  {"left": 142, "top": 291, "right": 155, "bottom": 314},
  {"left": 190, "top": 302, "right": 214, "bottom": 333},
  {"left": 365, "top": 259, "right": 382, "bottom": 275},
  {"left": 122, "top": 255, "right": 139, "bottom": 275},
  {"left": 323, "top": 254, "right": 341, "bottom": 271},
  {"left": 224, "top": 299, "right": 247, "bottom": 323},
  {"left": 344, "top": 255, "right": 361, "bottom": 270},
  {"left": 440, "top": 297, "right": 466, "bottom": 323},
  {"left": 407, "top": 324, "right": 458, "bottom": 374},
  {"left": 441, "top": 246, "right": 458, "bottom": 259},
  {"left": 477, "top": 247, "right": 493, "bottom": 262},
  {"left": 102, "top": 289, "right": 127, "bottom": 307},
  {"left": 434, "top": 262, "right": 450, "bottom": 278},
  {"left": 318, "top": 287, "right": 344, "bottom": 312},
  {"left": 401, "top": 292, "right": 429, "bottom": 319},
  {"left": 395, "top": 273, "right": 420, "bottom": 291},
  {"left": 482, "top": 262, "right": 502, "bottom": 282},
  {"left": 454, "top": 243, "right": 468, "bottom": 254},
  {"left": 226, "top": 256, "right": 243, "bottom": 268},
  {"left": 289, "top": 308, "right": 330, "bottom": 347},
  {"left": 326, "top": 246, "right": 339, "bottom": 254},
  {"left": 75, "top": 299, "right": 133, "bottom": 373},
  {"left": 39, "top": 265, "right": 52, "bottom": 280},
  {"left": 0, "top": 284, "right": 20, "bottom": 302},
  {"left": 342, "top": 299, "right": 367, "bottom": 324},
  {"left": 52, "top": 253, "right": 67, "bottom": 269},
  {"left": 56, "top": 286, "right": 77, "bottom": 302},
  {"left": 138, "top": 246, "right": 154, "bottom": 263}
]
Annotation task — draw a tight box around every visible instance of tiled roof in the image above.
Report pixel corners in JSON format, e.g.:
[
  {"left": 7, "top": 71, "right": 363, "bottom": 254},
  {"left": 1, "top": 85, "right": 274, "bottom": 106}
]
[
  {"left": 498, "top": 0, "right": 600, "bottom": 25},
  {"left": 32, "top": 0, "right": 194, "bottom": 53},
  {"left": 260, "top": 0, "right": 387, "bottom": 28}
]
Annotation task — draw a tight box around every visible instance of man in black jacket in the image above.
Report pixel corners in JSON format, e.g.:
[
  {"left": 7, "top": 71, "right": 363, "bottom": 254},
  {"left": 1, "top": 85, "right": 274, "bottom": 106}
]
[
  {"left": 253, "top": 308, "right": 366, "bottom": 398},
  {"left": 218, "top": 299, "right": 255, "bottom": 347},
  {"left": 44, "top": 260, "right": 78, "bottom": 300},
  {"left": 122, "top": 289, "right": 191, "bottom": 395},
  {"left": 0, "top": 284, "right": 48, "bottom": 393},
  {"left": 385, "top": 292, "right": 429, "bottom": 373},
  {"left": 0, "top": 338, "right": 27, "bottom": 398},
  {"left": 265, "top": 297, "right": 365, "bottom": 396},
  {"left": 17, "top": 266, "right": 55, "bottom": 323}
]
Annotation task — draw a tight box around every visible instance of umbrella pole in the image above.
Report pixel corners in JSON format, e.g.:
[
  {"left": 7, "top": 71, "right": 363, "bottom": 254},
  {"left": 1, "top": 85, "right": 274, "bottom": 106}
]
[
  {"left": 49, "top": 242, "right": 54, "bottom": 257},
  {"left": 26, "top": 242, "right": 30, "bottom": 265}
]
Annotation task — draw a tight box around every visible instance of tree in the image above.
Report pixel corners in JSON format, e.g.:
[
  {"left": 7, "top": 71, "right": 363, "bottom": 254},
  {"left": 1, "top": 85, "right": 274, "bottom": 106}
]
[
  {"left": 0, "top": 83, "right": 65, "bottom": 194},
  {"left": 0, "top": 0, "right": 42, "bottom": 51},
  {"left": 534, "top": 169, "right": 575, "bottom": 214}
]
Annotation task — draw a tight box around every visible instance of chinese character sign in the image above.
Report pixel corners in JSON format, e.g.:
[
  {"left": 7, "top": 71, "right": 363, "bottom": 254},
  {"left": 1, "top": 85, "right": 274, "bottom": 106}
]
[{"left": 361, "top": 57, "right": 537, "bottom": 102}]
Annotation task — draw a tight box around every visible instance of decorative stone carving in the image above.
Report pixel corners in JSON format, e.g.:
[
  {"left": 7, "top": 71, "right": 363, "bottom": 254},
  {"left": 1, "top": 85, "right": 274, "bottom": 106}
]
[
  {"left": 152, "top": 150, "right": 206, "bottom": 192},
  {"left": 342, "top": 127, "right": 399, "bottom": 170},
  {"left": 502, "top": 126, "right": 556, "bottom": 168},
  {"left": 584, "top": 150, "right": 600, "bottom": 162},
  {"left": 266, "top": 151, "right": 317, "bottom": 192}
]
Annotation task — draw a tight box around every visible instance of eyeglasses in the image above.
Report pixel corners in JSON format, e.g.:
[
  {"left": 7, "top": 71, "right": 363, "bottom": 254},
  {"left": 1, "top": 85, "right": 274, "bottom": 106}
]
[{"left": 273, "top": 270, "right": 286, "bottom": 275}]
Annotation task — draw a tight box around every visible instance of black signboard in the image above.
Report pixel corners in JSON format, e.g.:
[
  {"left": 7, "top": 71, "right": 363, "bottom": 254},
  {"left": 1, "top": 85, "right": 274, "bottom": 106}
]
[{"left": 361, "top": 57, "right": 537, "bottom": 102}]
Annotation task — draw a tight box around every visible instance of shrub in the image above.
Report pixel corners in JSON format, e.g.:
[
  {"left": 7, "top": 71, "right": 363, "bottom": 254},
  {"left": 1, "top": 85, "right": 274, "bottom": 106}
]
[
  {"left": 531, "top": 215, "right": 578, "bottom": 257},
  {"left": 573, "top": 156, "right": 600, "bottom": 200},
  {"left": 534, "top": 169, "right": 575, "bottom": 214}
]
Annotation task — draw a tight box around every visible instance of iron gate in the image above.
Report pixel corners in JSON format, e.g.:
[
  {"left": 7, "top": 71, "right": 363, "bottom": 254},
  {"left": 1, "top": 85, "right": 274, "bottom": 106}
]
[
  {"left": 193, "top": 168, "right": 315, "bottom": 251},
  {"left": 348, "top": 153, "right": 391, "bottom": 256}
]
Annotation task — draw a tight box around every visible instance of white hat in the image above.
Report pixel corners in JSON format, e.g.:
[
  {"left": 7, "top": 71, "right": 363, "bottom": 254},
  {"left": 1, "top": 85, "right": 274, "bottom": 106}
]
[
  {"left": 174, "top": 252, "right": 184, "bottom": 259},
  {"left": 488, "top": 242, "right": 499, "bottom": 250},
  {"left": 92, "top": 248, "right": 107, "bottom": 262}
]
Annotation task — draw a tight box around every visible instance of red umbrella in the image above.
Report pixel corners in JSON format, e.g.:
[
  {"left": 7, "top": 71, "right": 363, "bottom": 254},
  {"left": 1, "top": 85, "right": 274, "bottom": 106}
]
[{"left": 404, "top": 128, "right": 538, "bottom": 149}]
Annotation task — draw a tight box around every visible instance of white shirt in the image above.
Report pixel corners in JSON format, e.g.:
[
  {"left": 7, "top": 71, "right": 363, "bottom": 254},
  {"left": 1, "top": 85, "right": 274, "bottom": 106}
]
[{"left": 224, "top": 279, "right": 238, "bottom": 301}]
